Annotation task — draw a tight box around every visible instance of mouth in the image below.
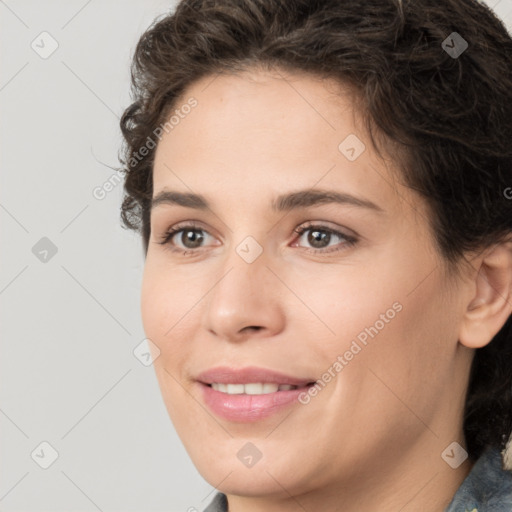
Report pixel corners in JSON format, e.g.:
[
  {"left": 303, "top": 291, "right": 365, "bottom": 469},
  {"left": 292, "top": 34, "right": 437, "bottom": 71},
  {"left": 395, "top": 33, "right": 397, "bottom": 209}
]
[
  {"left": 196, "top": 365, "right": 316, "bottom": 387},
  {"left": 196, "top": 366, "right": 317, "bottom": 422},
  {"left": 205, "top": 382, "right": 316, "bottom": 394}
]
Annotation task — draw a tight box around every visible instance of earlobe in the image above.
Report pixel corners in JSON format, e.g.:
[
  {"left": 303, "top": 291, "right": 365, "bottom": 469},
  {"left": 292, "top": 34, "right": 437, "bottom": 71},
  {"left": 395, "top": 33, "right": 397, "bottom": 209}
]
[{"left": 459, "top": 241, "right": 512, "bottom": 349}]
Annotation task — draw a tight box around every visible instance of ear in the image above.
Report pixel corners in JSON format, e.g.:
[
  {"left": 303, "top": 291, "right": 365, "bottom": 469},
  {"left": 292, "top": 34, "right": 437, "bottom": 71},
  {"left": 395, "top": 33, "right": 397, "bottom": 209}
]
[{"left": 459, "top": 240, "right": 512, "bottom": 349}]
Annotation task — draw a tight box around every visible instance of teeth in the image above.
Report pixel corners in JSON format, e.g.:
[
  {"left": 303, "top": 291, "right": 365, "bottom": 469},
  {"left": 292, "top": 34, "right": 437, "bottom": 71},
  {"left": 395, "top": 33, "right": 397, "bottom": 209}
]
[
  {"left": 210, "top": 382, "right": 298, "bottom": 394},
  {"left": 245, "top": 383, "right": 272, "bottom": 395}
]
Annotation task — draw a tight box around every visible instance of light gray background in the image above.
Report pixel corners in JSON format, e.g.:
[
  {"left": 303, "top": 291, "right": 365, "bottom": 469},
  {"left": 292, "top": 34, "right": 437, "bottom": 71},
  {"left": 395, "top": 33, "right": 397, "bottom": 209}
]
[{"left": 1, "top": 1, "right": 511, "bottom": 511}]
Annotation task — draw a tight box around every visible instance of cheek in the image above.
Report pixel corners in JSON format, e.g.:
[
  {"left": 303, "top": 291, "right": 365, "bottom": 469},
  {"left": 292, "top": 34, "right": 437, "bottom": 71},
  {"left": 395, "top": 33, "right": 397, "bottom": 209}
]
[
  {"left": 140, "top": 254, "right": 193, "bottom": 337},
  {"left": 345, "top": 271, "right": 458, "bottom": 421},
  {"left": 140, "top": 267, "right": 168, "bottom": 342},
  {"left": 140, "top": 264, "right": 198, "bottom": 421},
  {"left": 297, "top": 263, "right": 404, "bottom": 354},
  {"left": 140, "top": 261, "right": 189, "bottom": 364},
  {"left": 306, "top": 253, "right": 453, "bottom": 389}
]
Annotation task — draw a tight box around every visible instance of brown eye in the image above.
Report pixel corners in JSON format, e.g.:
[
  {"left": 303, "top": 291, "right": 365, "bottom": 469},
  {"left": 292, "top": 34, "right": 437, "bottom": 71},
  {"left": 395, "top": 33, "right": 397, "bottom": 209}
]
[
  {"left": 158, "top": 223, "right": 214, "bottom": 253},
  {"left": 293, "top": 224, "right": 358, "bottom": 254},
  {"left": 176, "top": 229, "right": 205, "bottom": 249}
]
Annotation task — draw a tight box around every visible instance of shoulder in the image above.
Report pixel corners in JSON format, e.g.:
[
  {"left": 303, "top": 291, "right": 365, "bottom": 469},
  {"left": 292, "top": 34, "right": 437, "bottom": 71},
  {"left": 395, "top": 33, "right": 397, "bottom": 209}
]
[{"left": 445, "top": 446, "right": 512, "bottom": 512}]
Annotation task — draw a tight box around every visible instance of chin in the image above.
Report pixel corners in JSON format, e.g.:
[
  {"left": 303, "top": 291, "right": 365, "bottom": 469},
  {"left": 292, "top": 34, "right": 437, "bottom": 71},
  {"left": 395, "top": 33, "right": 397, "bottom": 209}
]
[
  {"left": 201, "top": 468, "right": 298, "bottom": 499},
  {"left": 189, "top": 442, "right": 312, "bottom": 499}
]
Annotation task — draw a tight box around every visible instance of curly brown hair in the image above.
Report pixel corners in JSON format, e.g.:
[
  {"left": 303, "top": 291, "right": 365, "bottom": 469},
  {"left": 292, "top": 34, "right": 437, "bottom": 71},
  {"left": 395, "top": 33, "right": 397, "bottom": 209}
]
[{"left": 118, "top": 0, "right": 512, "bottom": 462}]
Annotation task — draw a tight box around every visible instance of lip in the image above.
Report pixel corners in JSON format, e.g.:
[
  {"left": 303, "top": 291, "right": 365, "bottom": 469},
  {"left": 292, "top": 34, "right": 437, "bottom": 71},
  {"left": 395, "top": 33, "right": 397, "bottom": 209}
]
[
  {"left": 196, "top": 366, "right": 317, "bottom": 422},
  {"left": 196, "top": 365, "right": 316, "bottom": 386}
]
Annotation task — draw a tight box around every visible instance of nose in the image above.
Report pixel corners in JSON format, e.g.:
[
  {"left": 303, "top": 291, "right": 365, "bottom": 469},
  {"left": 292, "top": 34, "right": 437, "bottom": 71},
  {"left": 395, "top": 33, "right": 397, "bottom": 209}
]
[{"left": 202, "top": 242, "right": 286, "bottom": 343}]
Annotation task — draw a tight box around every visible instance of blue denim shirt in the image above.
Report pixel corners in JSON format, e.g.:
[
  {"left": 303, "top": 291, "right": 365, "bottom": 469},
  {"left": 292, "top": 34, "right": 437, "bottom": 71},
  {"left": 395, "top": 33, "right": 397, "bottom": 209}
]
[
  {"left": 203, "top": 446, "right": 512, "bottom": 511},
  {"left": 445, "top": 446, "right": 512, "bottom": 511}
]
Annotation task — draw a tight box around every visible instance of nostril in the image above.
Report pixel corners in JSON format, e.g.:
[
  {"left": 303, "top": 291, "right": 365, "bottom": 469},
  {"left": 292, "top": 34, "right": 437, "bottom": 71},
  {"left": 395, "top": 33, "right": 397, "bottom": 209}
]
[{"left": 244, "top": 326, "right": 262, "bottom": 332}]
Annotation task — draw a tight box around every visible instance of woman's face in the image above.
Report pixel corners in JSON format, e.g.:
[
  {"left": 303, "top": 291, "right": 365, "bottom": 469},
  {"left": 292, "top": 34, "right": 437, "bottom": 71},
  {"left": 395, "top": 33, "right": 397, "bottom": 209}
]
[{"left": 141, "top": 68, "right": 474, "bottom": 503}]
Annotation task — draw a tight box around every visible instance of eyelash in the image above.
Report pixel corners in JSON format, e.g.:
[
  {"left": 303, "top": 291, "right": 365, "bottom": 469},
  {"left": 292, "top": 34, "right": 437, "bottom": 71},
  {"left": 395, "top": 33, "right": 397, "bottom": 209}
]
[{"left": 157, "top": 222, "right": 358, "bottom": 255}]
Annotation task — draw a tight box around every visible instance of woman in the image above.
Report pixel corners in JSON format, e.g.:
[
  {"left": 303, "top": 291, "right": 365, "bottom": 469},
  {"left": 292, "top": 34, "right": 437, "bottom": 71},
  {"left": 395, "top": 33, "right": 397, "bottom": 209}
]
[{"left": 119, "top": 0, "right": 512, "bottom": 509}]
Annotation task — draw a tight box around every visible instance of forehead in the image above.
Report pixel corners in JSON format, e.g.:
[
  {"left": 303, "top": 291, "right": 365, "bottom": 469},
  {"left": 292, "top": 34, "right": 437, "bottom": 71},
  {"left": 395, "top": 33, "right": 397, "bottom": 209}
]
[
  {"left": 152, "top": 68, "right": 408, "bottom": 215},
  {"left": 156, "top": 68, "right": 359, "bottom": 159}
]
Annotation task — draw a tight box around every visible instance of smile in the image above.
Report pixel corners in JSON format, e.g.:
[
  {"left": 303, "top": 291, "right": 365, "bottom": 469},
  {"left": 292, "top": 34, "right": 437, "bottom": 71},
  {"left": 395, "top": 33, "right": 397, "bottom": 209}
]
[{"left": 209, "top": 383, "right": 298, "bottom": 394}]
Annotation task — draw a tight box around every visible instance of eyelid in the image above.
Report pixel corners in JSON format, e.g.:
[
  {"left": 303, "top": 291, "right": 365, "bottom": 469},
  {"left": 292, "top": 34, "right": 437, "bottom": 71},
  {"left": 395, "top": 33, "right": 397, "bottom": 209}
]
[
  {"left": 157, "top": 221, "right": 218, "bottom": 248},
  {"left": 293, "top": 220, "right": 358, "bottom": 240},
  {"left": 291, "top": 224, "right": 358, "bottom": 253}
]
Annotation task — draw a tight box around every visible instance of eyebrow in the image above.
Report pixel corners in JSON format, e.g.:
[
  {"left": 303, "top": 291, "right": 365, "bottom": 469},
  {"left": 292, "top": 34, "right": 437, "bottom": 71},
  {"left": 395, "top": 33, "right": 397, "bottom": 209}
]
[{"left": 151, "top": 188, "right": 384, "bottom": 213}]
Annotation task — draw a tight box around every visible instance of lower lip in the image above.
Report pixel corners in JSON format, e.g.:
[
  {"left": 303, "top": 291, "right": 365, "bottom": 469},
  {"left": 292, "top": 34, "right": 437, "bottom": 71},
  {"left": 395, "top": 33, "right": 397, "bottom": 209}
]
[{"left": 199, "top": 383, "right": 312, "bottom": 422}]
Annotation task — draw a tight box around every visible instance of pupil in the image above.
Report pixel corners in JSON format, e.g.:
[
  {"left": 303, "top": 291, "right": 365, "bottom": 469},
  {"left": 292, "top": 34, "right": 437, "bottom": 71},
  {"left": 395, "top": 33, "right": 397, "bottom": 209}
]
[
  {"left": 183, "top": 230, "right": 204, "bottom": 248},
  {"left": 308, "top": 229, "right": 329, "bottom": 248}
]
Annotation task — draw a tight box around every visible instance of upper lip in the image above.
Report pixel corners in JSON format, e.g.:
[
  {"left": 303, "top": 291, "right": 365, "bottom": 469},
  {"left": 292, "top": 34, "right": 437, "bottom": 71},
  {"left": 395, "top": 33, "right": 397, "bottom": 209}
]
[{"left": 196, "top": 366, "right": 316, "bottom": 386}]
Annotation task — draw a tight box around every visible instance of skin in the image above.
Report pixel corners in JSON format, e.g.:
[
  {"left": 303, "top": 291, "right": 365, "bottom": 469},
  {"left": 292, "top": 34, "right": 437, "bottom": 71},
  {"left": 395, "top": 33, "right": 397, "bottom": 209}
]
[{"left": 140, "top": 67, "right": 512, "bottom": 511}]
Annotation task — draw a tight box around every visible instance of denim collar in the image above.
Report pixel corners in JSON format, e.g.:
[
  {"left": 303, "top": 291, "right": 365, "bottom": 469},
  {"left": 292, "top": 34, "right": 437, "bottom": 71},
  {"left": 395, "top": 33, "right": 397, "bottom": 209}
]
[
  {"left": 445, "top": 445, "right": 512, "bottom": 511},
  {"left": 203, "top": 446, "right": 512, "bottom": 512}
]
